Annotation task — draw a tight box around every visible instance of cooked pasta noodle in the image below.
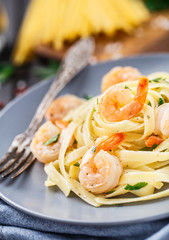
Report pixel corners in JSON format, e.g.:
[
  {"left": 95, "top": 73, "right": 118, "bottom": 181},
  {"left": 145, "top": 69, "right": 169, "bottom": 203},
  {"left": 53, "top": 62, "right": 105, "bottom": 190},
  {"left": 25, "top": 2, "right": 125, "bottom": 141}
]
[{"left": 31, "top": 67, "right": 169, "bottom": 207}]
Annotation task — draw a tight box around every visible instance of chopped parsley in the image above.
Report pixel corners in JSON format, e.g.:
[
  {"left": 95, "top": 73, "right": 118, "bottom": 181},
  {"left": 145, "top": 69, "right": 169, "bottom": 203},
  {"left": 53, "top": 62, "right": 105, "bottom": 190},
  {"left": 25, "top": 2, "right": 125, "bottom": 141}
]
[
  {"left": 140, "top": 143, "right": 158, "bottom": 151},
  {"left": 148, "top": 101, "right": 152, "bottom": 106},
  {"left": 161, "top": 149, "right": 167, "bottom": 152},
  {"left": 124, "top": 85, "right": 129, "bottom": 89},
  {"left": 91, "top": 146, "right": 96, "bottom": 153},
  {"left": 93, "top": 108, "right": 96, "bottom": 112},
  {"left": 73, "top": 139, "right": 77, "bottom": 144},
  {"left": 149, "top": 77, "right": 162, "bottom": 83},
  {"left": 0, "top": 63, "right": 15, "bottom": 84},
  {"left": 124, "top": 182, "right": 148, "bottom": 190},
  {"left": 84, "top": 94, "right": 93, "bottom": 100},
  {"left": 159, "top": 97, "right": 164, "bottom": 106},
  {"left": 74, "top": 162, "right": 80, "bottom": 167},
  {"left": 44, "top": 134, "right": 60, "bottom": 145},
  {"left": 35, "top": 61, "right": 59, "bottom": 78},
  {"left": 106, "top": 190, "right": 115, "bottom": 194}
]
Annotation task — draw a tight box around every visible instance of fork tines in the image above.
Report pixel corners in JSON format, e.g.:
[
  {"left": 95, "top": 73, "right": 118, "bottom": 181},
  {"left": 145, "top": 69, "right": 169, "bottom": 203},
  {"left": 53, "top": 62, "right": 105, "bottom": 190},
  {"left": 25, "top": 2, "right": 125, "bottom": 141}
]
[{"left": 0, "top": 136, "right": 35, "bottom": 178}]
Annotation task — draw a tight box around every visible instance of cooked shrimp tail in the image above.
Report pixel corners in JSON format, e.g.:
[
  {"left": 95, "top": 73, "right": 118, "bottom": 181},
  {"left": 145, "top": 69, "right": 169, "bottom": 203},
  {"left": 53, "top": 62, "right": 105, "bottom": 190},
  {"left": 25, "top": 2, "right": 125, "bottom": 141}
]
[
  {"left": 134, "top": 76, "right": 149, "bottom": 110},
  {"left": 96, "top": 133, "right": 125, "bottom": 152},
  {"left": 100, "top": 76, "right": 149, "bottom": 122},
  {"left": 55, "top": 119, "right": 69, "bottom": 129},
  {"left": 145, "top": 135, "right": 163, "bottom": 148}
]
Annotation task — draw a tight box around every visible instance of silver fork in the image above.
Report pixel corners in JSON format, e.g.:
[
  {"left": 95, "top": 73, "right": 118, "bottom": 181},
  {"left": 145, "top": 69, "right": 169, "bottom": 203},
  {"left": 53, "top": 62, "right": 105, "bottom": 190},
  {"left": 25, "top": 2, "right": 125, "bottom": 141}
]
[{"left": 0, "top": 37, "right": 95, "bottom": 178}]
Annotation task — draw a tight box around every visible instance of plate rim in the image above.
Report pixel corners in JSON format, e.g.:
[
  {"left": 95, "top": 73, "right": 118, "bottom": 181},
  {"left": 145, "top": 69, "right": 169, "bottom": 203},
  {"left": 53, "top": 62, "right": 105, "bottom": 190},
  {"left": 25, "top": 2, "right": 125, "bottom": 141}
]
[
  {"left": 1, "top": 53, "right": 169, "bottom": 225},
  {"left": 1, "top": 192, "right": 169, "bottom": 226}
]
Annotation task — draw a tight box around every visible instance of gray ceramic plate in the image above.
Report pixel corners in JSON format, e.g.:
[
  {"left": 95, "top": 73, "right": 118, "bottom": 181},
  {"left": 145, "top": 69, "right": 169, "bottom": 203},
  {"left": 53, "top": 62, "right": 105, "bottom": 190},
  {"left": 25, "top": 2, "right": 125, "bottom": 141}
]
[{"left": 1, "top": 54, "right": 169, "bottom": 225}]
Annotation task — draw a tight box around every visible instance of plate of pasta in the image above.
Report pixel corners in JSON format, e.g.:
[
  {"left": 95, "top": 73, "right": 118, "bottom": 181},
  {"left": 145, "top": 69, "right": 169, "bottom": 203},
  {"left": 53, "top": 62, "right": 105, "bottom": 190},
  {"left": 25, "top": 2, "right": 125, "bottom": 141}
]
[{"left": 1, "top": 54, "right": 169, "bottom": 224}]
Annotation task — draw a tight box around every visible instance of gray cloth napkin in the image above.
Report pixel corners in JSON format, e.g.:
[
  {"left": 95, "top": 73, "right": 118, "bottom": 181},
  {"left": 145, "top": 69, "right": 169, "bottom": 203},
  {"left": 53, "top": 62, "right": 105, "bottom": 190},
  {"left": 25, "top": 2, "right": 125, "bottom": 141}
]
[{"left": 0, "top": 199, "right": 169, "bottom": 240}]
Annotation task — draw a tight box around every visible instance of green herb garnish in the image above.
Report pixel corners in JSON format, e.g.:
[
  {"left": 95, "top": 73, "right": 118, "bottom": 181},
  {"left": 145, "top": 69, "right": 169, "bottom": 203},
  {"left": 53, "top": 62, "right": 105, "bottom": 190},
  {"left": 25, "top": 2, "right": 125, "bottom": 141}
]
[
  {"left": 124, "top": 85, "right": 129, "bottom": 89},
  {"left": 140, "top": 143, "right": 158, "bottom": 151},
  {"left": 124, "top": 182, "right": 148, "bottom": 190},
  {"left": 152, "top": 78, "right": 161, "bottom": 82},
  {"left": 97, "top": 98, "right": 99, "bottom": 104},
  {"left": 161, "top": 149, "right": 167, "bottom": 152},
  {"left": 149, "top": 77, "right": 162, "bottom": 83},
  {"left": 93, "top": 108, "right": 96, "bottom": 112},
  {"left": 73, "top": 139, "right": 77, "bottom": 144},
  {"left": 148, "top": 101, "right": 152, "bottom": 106},
  {"left": 0, "top": 63, "right": 15, "bottom": 84},
  {"left": 35, "top": 61, "right": 59, "bottom": 79},
  {"left": 44, "top": 134, "right": 60, "bottom": 145},
  {"left": 159, "top": 97, "right": 164, "bottom": 106},
  {"left": 74, "top": 162, "right": 80, "bottom": 167},
  {"left": 84, "top": 94, "right": 93, "bottom": 100},
  {"left": 106, "top": 190, "right": 115, "bottom": 194},
  {"left": 91, "top": 146, "right": 96, "bottom": 153}
]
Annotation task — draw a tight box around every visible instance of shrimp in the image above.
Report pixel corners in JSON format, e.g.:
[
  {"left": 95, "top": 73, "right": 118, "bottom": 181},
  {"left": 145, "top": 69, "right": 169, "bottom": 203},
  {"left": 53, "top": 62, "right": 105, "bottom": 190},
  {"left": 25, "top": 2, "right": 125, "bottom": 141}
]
[
  {"left": 101, "top": 66, "right": 141, "bottom": 92},
  {"left": 30, "top": 121, "right": 61, "bottom": 163},
  {"left": 100, "top": 76, "right": 149, "bottom": 122},
  {"left": 31, "top": 120, "right": 74, "bottom": 163},
  {"left": 79, "top": 133, "right": 124, "bottom": 194},
  {"left": 155, "top": 103, "right": 169, "bottom": 137},
  {"left": 45, "top": 94, "right": 83, "bottom": 123},
  {"left": 145, "top": 135, "right": 163, "bottom": 148},
  {"left": 55, "top": 119, "right": 69, "bottom": 129}
]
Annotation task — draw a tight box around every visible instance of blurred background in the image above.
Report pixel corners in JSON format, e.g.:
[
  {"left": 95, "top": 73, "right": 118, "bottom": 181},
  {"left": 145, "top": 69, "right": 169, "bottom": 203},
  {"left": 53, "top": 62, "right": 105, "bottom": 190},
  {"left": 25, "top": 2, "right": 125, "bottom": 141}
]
[{"left": 1, "top": 0, "right": 169, "bottom": 109}]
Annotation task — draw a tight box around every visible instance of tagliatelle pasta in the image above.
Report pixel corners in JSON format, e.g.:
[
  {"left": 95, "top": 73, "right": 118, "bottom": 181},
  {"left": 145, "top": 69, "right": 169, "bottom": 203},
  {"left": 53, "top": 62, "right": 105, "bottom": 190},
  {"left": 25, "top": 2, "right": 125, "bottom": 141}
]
[{"left": 31, "top": 68, "right": 169, "bottom": 207}]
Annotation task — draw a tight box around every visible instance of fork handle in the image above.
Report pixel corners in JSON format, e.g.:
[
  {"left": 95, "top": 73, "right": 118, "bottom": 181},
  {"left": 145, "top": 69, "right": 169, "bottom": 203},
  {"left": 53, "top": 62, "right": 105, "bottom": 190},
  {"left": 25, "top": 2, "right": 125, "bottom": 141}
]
[{"left": 26, "top": 38, "right": 94, "bottom": 136}]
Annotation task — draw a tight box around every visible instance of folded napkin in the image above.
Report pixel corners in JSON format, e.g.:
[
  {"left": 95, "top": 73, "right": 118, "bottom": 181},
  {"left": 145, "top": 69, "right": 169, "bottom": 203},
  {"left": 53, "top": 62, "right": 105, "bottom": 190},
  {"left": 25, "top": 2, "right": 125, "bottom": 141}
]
[{"left": 0, "top": 199, "right": 169, "bottom": 240}]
